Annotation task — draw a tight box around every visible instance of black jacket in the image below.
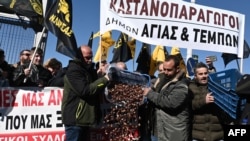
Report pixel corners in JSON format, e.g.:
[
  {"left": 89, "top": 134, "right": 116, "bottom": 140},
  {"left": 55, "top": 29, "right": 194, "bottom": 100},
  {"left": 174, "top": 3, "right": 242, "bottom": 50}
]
[
  {"left": 0, "top": 60, "right": 14, "bottom": 86},
  {"left": 62, "top": 59, "right": 109, "bottom": 126},
  {"left": 12, "top": 62, "right": 52, "bottom": 87},
  {"left": 48, "top": 67, "right": 67, "bottom": 87}
]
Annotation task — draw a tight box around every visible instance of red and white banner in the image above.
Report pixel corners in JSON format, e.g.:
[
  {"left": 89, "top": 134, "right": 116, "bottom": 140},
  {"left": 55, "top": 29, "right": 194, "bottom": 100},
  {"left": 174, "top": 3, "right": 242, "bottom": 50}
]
[
  {"left": 0, "top": 87, "right": 65, "bottom": 141},
  {"left": 100, "top": 0, "right": 245, "bottom": 57},
  {"left": 0, "top": 87, "right": 137, "bottom": 141}
]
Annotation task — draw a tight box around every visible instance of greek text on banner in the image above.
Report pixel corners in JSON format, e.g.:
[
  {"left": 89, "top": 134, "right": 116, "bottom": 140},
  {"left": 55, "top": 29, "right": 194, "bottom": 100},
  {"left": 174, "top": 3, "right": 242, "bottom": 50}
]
[
  {"left": 0, "top": 87, "right": 65, "bottom": 141},
  {"left": 100, "top": 0, "right": 245, "bottom": 58}
]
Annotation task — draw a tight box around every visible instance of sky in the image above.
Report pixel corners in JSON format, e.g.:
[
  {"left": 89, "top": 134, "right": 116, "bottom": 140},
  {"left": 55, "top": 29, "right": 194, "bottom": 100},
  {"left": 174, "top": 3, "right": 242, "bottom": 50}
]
[{"left": 44, "top": 0, "right": 250, "bottom": 75}]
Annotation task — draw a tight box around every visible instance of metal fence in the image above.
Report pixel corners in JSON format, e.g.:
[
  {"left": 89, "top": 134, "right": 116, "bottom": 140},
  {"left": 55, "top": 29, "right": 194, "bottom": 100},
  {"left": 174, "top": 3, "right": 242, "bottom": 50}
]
[{"left": 0, "top": 14, "right": 35, "bottom": 64}]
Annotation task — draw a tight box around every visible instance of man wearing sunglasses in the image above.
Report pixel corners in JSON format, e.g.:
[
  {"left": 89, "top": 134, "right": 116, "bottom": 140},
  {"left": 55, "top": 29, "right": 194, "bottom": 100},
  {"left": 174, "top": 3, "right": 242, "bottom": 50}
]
[
  {"left": 12, "top": 47, "right": 52, "bottom": 87},
  {"left": 12, "top": 49, "right": 31, "bottom": 68}
]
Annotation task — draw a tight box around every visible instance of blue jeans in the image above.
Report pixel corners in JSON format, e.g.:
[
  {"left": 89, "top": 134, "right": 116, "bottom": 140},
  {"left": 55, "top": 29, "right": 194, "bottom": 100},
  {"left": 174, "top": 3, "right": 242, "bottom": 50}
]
[
  {"left": 65, "top": 125, "right": 89, "bottom": 141},
  {"left": 151, "top": 135, "right": 158, "bottom": 141}
]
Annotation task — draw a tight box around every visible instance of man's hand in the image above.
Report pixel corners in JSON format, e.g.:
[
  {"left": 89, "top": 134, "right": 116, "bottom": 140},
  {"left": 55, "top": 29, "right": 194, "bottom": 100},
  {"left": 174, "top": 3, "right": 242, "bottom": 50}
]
[
  {"left": 97, "top": 64, "right": 109, "bottom": 76},
  {"left": 104, "top": 74, "right": 110, "bottom": 81},
  {"left": 24, "top": 68, "right": 31, "bottom": 76},
  {"left": 143, "top": 87, "right": 151, "bottom": 96},
  {"left": 205, "top": 92, "right": 214, "bottom": 104}
]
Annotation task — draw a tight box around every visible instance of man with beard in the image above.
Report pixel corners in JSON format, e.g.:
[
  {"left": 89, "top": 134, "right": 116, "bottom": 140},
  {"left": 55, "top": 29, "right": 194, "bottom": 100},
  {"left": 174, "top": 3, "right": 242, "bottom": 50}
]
[
  {"left": 189, "top": 62, "right": 224, "bottom": 141},
  {"left": 62, "top": 45, "right": 110, "bottom": 141},
  {"left": 12, "top": 47, "right": 52, "bottom": 87},
  {"left": 143, "top": 55, "right": 191, "bottom": 141},
  {"left": 12, "top": 49, "right": 31, "bottom": 68}
]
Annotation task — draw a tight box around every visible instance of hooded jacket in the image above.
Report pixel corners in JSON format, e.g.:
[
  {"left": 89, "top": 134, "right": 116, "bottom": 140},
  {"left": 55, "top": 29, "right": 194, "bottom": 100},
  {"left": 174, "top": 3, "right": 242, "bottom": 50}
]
[{"left": 61, "top": 59, "right": 109, "bottom": 126}]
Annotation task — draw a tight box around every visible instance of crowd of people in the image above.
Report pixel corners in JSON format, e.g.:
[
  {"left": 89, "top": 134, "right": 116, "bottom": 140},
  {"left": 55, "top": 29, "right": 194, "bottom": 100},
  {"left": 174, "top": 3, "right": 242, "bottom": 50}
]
[
  {"left": 1, "top": 45, "right": 234, "bottom": 141},
  {"left": 0, "top": 47, "right": 62, "bottom": 87},
  {"left": 0, "top": 47, "right": 130, "bottom": 88}
]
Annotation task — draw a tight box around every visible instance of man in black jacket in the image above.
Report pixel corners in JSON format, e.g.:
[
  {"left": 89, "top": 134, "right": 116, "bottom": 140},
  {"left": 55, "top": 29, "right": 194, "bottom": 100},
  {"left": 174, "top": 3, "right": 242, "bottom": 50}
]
[
  {"left": 62, "top": 45, "right": 110, "bottom": 141},
  {"left": 12, "top": 47, "right": 52, "bottom": 87}
]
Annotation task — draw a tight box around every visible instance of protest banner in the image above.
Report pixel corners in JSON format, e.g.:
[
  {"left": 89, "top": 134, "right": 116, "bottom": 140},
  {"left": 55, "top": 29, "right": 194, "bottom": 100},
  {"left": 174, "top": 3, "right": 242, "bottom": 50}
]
[
  {"left": 0, "top": 87, "right": 65, "bottom": 141},
  {"left": 100, "top": 0, "right": 245, "bottom": 58},
  {"left": 0, "top": 87, "right": 134, "bottom": 141}
]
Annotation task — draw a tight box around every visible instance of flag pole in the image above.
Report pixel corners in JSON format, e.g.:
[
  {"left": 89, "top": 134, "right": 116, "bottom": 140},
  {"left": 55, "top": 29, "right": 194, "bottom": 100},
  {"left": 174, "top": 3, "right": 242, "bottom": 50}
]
[
  {"left": 99, "top": 34, "right": 102, "bottom": 68},
  {"left": 186, "top": 0, "right": 195, "bottom": 63},
  {"left": 24, "top": 27, "right": 46, "bottom": 83},
  {"left": 238, "top": 15, "right": 245, "bottom": 73},
  {"left": 132, "top": 37, "right": 135, "bottom": 71},
  {"left": 240, "top": 58, "right": 243, "bottom": 73},
  {"left": 133, "top": 57, "right": 134, "bottom": 71},
  {"left": 236, "top": 59, "right": 240, "bottom": 71}
]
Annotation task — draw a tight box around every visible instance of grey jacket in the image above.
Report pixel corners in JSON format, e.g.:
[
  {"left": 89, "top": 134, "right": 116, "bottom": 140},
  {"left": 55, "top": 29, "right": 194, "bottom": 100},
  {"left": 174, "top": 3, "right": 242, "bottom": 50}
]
[{"left": 146, "top": 77, "right": 191, "bottom": 141}]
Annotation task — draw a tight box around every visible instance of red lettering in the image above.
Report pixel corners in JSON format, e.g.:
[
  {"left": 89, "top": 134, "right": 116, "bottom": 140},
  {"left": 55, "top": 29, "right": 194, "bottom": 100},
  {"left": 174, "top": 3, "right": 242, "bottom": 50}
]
[
  {"left": 179, "top": 5, "right": 187, "bottom": 19},
  {"left": 38, "top": 92, "right": 44, "bottom": 106},
  {"left": 48, "top": 90, "right": 56, "bottom": 105},
  {"left": 197, "top": 9, "right": 205, "bottom": 22},
  {"left": 22, "top": 92, "right": 44, "bottom": 106},
  {"left": 0, "top": 89, "right": 18, "bottom": 107},
  {"left": 109, "top": 0, "right": 117, "bottom": 12},
  {"left": 48, "top": 89, "right": 63, "bottom": 106},
  {"left": 140, "top": 0, "right": 148, "bottom": 15},
  {"left": 57, "top": 89, "right": 63, "bottom": 104},
  {"left": 11, "top": 90, "right": 18, "bottom": 107},
  {"left": 118, "top": 0, "right": 125, "bottom": 14}
]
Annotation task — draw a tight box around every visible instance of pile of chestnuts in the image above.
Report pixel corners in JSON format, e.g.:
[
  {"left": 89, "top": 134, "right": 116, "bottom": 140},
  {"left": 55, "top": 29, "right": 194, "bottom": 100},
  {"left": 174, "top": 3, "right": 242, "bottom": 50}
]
[{"left": 103, "top": 82, "right": 144, "bottom": 141}]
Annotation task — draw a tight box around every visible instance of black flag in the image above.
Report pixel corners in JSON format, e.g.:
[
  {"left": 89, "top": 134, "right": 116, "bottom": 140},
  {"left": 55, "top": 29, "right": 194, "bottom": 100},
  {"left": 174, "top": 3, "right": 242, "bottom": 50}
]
[
  {"left": 136, "top": 43, "right": 151, "bottom": 74},
  {"left": 0, "top": 0, "right": 43, "bottom": 17},
  {"left": 0, "top": 0, "right": 44, "bottom": 32},
  {"left": 222, "top": 40, "right": 250, "bottom": 67},
  {"left": 163, "top": 46, "right": 169, "bottom": 59},
  {"left": 44, "top": 0, "right": 78, "bottom": 58},
  {"left": 221, "top": 53, "right": 238, "bottom": 67},
  {"left": 243, "top": 40, "right": 250, "bottom": 58},
  {"left": 111, "top": 32, "right": 132, "bottom": 63},
  {"left": 88, "top": 31, "right": 94, "bottom": 48}
]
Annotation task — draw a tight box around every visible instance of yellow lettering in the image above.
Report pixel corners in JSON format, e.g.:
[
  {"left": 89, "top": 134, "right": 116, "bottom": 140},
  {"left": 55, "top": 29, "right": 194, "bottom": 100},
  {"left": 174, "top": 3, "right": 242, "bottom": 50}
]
[{"left": 49, "top": 14, "right": 73, "bottom": 37}]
